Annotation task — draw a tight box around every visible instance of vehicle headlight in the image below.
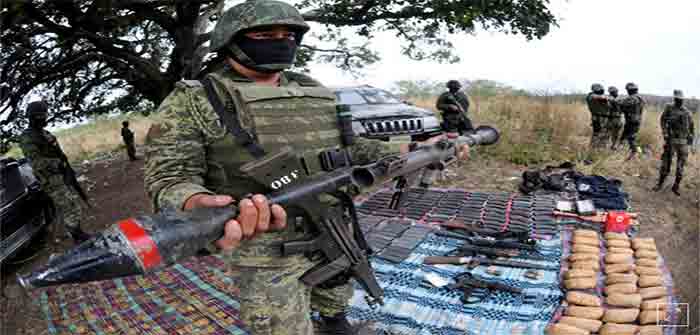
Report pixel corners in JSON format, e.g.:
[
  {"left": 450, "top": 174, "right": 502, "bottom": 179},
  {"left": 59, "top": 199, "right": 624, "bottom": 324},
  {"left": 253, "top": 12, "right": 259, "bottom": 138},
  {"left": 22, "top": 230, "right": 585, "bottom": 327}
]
[
  {"left": 422, "top": 116, "right": 440, "bottom": 130},
  {"left": 352, "top": 121, "right": 366, "bottom": 135}
]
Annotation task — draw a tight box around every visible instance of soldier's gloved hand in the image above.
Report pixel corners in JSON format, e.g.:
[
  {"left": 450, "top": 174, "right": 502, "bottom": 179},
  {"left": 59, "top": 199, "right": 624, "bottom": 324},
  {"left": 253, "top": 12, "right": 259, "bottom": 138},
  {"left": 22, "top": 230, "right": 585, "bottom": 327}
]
[{"left": 184, "top": 194, "right": 287, "bottom": 250}]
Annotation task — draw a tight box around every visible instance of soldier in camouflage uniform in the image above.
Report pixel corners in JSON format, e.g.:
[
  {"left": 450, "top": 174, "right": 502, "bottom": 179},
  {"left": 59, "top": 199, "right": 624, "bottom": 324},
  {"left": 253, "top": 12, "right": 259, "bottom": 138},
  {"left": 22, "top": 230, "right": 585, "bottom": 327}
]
[
  {"left": 19, "top": 101, "right": 91, "bottom": 245},
  {"left": 121, "top": 120, "right": 138, "bottom": 161},
  {"left": 617, "top": 83, "right": 646, "bottom": 158},
  {"left": 606, "top": 86, "right": 624, "bottom": 150},
  {"left": 591, "top": 82, "right": 646, "bottom": 158},
  {"left": 585, "top": 83, "right": 610, "bottom": 149},
  {"left": 143, "top": 1, "right": 468, "bottom": 334},
  {"left": 652, "top": 90, "right": 695, "bottom": 195},
  {"left": 436, "top": 80, "right": 474, "bottom": 134}
]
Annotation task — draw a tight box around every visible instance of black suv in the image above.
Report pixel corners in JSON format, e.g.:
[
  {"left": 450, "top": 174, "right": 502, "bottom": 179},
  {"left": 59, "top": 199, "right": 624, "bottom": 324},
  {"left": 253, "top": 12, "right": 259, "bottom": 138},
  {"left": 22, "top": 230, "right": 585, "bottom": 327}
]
[
  {"left": 1, "top": 158, "right": 53, "bottom": 265},
  {"left": 334, "top": 86, "right": 442, "bottom": 142}
]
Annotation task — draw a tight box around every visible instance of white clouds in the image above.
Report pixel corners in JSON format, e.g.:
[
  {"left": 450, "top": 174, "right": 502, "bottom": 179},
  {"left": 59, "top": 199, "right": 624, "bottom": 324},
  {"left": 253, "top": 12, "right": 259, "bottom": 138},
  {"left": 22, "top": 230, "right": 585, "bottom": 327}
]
[{"left": 304, "top": 0, "right": 700, "bottom": 97}]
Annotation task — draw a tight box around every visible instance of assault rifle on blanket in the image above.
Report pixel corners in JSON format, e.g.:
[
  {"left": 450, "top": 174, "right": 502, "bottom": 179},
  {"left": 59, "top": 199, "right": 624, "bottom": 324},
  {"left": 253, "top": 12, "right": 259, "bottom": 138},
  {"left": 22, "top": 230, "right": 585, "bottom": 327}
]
[
  {"left": 18, "top": 127, "right": 500, "bottom": 308},
  {"left": 448, "top": 272, "right": 523, "bottom": 304}
]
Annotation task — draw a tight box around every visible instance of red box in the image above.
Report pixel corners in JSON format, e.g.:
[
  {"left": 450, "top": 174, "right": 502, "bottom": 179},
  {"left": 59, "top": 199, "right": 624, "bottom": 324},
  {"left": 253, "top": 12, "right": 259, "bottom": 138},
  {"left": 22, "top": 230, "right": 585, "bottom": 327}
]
[{"left": 605, "top": 211, "right": 631, "bottom": 233}]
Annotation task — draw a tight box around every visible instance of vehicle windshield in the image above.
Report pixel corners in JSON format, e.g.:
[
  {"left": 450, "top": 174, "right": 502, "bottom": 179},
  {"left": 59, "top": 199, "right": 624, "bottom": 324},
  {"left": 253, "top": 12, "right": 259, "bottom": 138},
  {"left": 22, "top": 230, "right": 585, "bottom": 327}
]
[{"left": 335, "top": 88, "right": 402, "bottom": 105}]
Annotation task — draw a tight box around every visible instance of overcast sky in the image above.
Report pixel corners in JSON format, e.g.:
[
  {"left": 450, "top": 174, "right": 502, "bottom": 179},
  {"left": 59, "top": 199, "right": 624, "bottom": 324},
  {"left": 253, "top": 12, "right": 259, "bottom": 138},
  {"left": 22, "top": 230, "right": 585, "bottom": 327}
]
[{"left": 287, "top": 0, "right": 700, "bottom": 97}]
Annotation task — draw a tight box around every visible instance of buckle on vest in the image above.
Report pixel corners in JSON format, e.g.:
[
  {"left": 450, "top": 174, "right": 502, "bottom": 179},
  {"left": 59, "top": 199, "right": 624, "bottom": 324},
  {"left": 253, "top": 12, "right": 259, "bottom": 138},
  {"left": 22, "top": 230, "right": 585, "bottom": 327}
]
[{"left": 319, "top": 149, "right": 351, "bottom": 172}]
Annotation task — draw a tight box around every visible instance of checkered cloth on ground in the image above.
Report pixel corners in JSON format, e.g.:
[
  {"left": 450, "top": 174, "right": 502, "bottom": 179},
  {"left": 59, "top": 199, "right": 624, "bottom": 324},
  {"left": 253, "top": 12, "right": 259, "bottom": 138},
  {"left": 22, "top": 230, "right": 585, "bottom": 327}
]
[
  {"left": 36, "top": 256, "right": 247, "bottom": 335},
  {"left": 347, "top": 231, "right": 564, "bottom": 335}
]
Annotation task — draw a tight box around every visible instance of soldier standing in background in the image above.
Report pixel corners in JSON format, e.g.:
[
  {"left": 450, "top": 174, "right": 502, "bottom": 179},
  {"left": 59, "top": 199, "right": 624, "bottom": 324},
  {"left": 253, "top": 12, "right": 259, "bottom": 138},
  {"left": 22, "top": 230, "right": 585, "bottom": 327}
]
[
  {"left": 436, "top": 80, "right": 474, "bottom": 134},
  {"left": 585, "top": 83, "right": 609, "bottom": 149},
  {"left": 652, "top": 90, "right": 695, "bottom": 195},
  {"left": 121, "top": 120, "right": 138, "bottom": 161},
  {"left": 616, "top": 82, "right": 646, "bottom": 159},
  {"left": 143, "top": 1, "right": 470, "bottom": 334},
  {"left": 19, "top": 101, "right": 91, "bottom": 245},
  {"left": 606, "top": 86, "right": 624, "bottom": 150}
]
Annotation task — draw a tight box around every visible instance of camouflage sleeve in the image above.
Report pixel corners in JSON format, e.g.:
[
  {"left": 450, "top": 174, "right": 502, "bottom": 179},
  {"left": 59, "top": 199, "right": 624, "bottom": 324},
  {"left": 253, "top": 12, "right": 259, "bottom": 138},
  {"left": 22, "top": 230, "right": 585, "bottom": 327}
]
[
  {"left": 18, "top": 133, "right": 64, "bottom": 184},
  {"left": 615, "top": 96, "right": 637, "bottom": 107},
  {"left": 435, "top": 93, "right": 452, "bottom": 112},
  {"left": 660, "top": 105, "right": 671, "bottom": 139},
  {"left": 144, "top": 85, "right": 214, "bottom": 211},
  {"left": 688, "top": 112, "right": 695, "bottom": 142},
  {"left": 348, "top": 137, "right": 407, "bottom": 165}
]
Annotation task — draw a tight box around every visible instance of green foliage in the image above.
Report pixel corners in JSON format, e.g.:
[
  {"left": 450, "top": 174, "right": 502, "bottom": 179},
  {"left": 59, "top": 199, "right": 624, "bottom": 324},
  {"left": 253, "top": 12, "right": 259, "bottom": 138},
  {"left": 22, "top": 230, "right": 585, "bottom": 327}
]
[{"left": 393, "top": 80, "right": 444, "bottom": 100}]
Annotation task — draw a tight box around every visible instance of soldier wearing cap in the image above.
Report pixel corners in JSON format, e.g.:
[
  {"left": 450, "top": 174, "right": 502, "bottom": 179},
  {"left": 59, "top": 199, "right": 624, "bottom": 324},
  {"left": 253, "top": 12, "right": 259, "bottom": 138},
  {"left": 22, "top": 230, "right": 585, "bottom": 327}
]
[
  {"left": 143, "top": 1, "right": 469, "bottom": 334},
  {"left": 652, "top": 90, "right": 695, "bottom": 195},
  {"left": 436, "top": 80, "right": 474, "bottom": 134},
  {"left": 606, "top": 86, "right": 624, "bottom": 150},
  {"left": 19, "top": 101, "right": 91, "bottom": 245},
  {"left": 585, "top": 83, "right": 610, "bottom": 149}
]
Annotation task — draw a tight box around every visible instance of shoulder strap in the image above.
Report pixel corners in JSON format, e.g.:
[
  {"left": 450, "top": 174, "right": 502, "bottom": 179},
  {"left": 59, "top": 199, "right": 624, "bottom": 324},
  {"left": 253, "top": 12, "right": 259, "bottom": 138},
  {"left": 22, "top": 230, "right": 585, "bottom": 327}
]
[{"left": 199, "top": 78, "right": 266, "bottom": 158}]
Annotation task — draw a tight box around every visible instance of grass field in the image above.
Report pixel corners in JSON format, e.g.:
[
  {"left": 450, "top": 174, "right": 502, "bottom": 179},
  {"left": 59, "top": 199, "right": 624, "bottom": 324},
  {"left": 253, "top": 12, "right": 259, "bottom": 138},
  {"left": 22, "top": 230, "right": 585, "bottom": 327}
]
[{"left": 4, "top": 113, "right": 159, "bottom": 162}]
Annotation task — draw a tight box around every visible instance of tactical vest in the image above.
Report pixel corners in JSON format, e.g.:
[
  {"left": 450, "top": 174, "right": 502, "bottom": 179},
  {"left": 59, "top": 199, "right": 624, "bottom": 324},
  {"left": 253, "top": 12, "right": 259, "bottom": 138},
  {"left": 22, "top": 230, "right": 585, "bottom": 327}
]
[
  {"left": 586, "top": 93, "right": 610, "bottom": 117},
  {"left": 665, "top": 106, "right": 691, "bottom": 144},
  {"left": 608, "top": 99, "right": 622, "bottom": 118},
  {"left": 621, "top": 95, "right": 644, "bottom": 123},
  {"left": 201, "top": 72, "right": 345, "bottom": 199}
]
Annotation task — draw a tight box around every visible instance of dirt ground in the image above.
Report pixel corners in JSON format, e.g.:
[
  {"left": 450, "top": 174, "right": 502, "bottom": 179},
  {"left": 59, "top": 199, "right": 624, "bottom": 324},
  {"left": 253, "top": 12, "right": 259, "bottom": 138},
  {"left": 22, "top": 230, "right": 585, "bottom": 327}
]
[{"left": 1, "top": 148, "right": 698, "bottom": 334}]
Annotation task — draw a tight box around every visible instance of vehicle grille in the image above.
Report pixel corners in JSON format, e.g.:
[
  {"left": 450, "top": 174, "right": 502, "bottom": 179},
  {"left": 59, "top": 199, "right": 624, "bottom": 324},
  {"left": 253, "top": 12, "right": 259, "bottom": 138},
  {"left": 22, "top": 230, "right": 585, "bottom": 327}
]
[{"left": 362, "top": 118, "right": 423, "bottom": 136}]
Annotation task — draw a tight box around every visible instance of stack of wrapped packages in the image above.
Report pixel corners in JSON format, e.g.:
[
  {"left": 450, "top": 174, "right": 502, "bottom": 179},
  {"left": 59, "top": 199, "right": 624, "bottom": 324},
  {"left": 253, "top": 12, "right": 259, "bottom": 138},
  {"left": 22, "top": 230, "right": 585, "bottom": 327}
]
[{"left": 547, "top": 229, "right": 672, "bottom": 335}]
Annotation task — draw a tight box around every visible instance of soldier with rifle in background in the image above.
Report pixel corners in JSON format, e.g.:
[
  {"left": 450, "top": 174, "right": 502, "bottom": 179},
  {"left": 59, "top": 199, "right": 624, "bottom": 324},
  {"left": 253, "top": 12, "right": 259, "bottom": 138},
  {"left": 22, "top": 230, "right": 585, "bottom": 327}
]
[
  {"left": 652, "top": 90, "right": 695, "bottom": 196},
  {"left": 585, "top": 83, "right": 610, "bottom": 149},
  {"left": 606, "top": 86, "right": 624, "bottom": 150},
  {"left": 592, "top": 82, "right": 646, "bottom": 159},
  {"left": 142, "top": 1, "right": 470, "bottom": 334},
  {"left": 121, "top": 120, "right": 138, "bottom": 161},
  {"left": 436, "top": 80, "right": 474, "bottom": 135},
  {"left": 19, "top": 101, "right": 91, "bottom": 245}
]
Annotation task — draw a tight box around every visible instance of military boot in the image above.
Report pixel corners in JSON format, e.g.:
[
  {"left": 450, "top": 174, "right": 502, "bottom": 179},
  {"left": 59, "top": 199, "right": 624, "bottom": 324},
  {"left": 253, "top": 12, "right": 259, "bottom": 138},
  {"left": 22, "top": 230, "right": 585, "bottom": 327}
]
[
  {"left": 671, "top": 178, "right": 682, "bottom": 196},
  {"left": 314, "top": 313, "right": 354, "bottom": 335},
  {"left": 652, "top": 175, "right": 666, "bottom": 192}
]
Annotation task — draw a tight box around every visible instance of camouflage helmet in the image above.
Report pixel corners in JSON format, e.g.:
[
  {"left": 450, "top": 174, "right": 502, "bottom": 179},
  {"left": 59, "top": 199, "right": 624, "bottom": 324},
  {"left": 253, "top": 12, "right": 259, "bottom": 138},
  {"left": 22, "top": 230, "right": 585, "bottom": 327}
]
[
  {"left": 26, "top": 101, "right": 48, "bottom": 118},
  {"left": 447, "top": 80, "right": 462, "bottom": 90},
  {"left": 591, "top": 83, "right": 604, "bottom": 93},
  {"left": 210, "top": 0, "right": 310, "bottom": 53},
  {"left": 673, "top": 89, "right": 685, "bottom": 99},
  {"left": 608, "top": 86, "right": 618, "bottom": 94},
  {"left": 625, "top": 82, "right": 639, "bottom": 91}
]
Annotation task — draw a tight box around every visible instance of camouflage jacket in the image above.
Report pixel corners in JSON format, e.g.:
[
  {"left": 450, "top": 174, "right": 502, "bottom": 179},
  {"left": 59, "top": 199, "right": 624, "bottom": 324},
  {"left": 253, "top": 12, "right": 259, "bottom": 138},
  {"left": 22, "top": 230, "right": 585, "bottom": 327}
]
[
  {"left": 661, "top": 104, "right": 695, "bottom": 145},
  {"left": 615, "top": 94, "right": 645, "bottom": 123},
  {"left": 144, "top": 66, "right": 405, "bottom": 266},
  {"left": 18, "top": 128, "right": 68, "bottom": 190},
  {"left": 121, "top": 127, "right": 134, "bottom": 144},
  {"left": 436, "top": 91, "right": 470, "bottom": 118},
  {"left": 586, "top": 92, "right": 611, "bottom": 117}
]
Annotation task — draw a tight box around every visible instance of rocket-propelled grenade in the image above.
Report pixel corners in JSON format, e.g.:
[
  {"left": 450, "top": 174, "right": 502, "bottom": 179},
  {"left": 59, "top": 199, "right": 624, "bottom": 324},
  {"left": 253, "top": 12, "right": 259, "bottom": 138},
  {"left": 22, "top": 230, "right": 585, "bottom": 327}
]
[
  {"left": 18, "top": 126, "right": 500, "bottom": 296},
  {"left": 17, "top": 206, "right": 238, "bottom": 290}
]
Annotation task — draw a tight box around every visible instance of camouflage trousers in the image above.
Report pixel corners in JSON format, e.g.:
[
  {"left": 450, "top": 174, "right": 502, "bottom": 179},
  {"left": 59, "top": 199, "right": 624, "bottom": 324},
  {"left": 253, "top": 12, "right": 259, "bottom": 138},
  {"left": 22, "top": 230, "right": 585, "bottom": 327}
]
[
  {"left": 45, "top": 181, "right": 83, "bottom": 242},
  {"left": 621, "top": 121, "right": 641, "bottom": 152},
  {"left": 659, "top": 143, "right": 689, "bottom": 183},
  {"left": 590, "top": 115, "right": 608, "bottom": 149},
  {"left": 227, "top": 255, "right": 353, "bottom": 335},
  {"left": 603, "top": 117, "right": 623, "bottom": 149},
  {"left": 125, "top": 141, "right": 137, "bottom": 161}
]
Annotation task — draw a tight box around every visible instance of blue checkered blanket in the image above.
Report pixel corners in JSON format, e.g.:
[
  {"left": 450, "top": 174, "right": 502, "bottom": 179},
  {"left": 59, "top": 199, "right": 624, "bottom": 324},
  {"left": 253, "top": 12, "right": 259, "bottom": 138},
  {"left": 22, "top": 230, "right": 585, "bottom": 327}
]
[{"left": 347, "top": 232, "right": 563, "bottom": 335}]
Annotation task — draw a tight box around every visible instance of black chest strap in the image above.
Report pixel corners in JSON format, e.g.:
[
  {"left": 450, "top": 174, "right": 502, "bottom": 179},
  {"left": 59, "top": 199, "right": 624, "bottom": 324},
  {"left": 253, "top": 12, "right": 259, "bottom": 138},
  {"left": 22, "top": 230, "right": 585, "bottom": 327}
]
[{"left": 199, "top": 78, "right": 266, "bottom": 159}]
